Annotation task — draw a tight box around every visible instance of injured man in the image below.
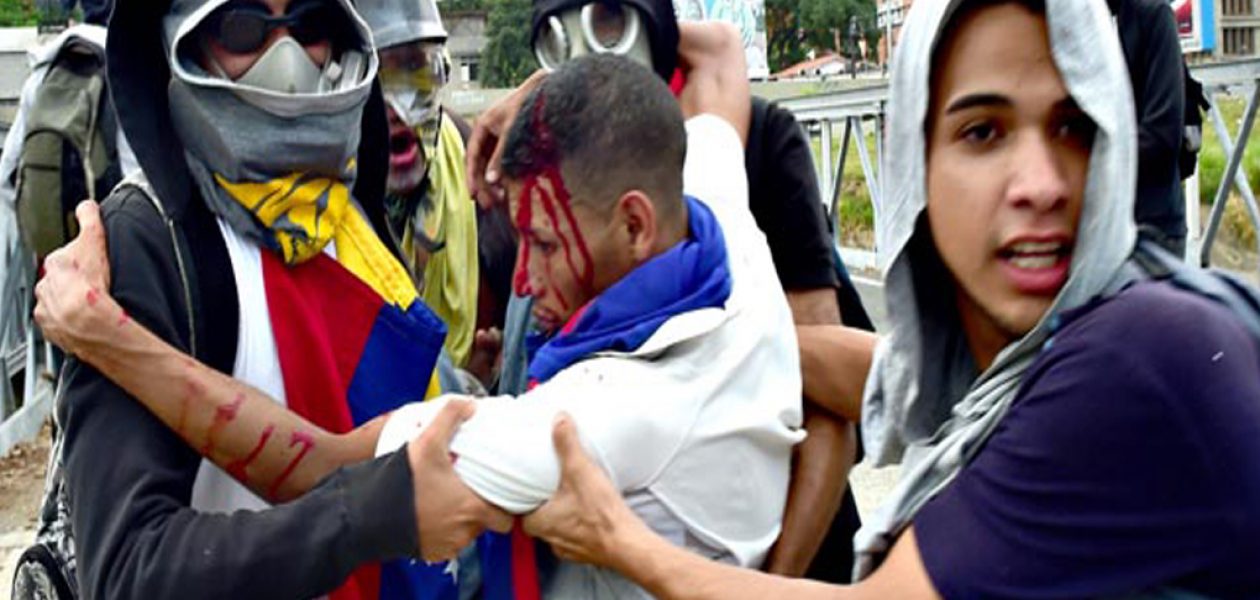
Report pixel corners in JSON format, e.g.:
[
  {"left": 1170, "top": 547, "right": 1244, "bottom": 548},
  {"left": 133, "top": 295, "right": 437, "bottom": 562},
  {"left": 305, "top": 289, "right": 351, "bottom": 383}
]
[{"left": 34, "top": 24, "right": 800, "bottom": 599}]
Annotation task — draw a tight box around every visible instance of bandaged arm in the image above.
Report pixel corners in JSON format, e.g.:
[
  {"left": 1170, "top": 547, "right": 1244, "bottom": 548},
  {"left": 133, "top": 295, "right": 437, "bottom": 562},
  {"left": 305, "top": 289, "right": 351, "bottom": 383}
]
[{"left": 376, "top": 361, "right": 694, "bottom": 513}]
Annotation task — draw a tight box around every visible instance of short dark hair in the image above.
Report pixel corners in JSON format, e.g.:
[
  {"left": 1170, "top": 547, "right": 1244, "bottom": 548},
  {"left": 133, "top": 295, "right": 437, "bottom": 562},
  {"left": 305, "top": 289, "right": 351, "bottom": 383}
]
[
  {"left": 927, "top": 0, "right": 1048, "bottom": 132},
  {"left": 499, "top": 54, "right": 686, "bottom": 221}
]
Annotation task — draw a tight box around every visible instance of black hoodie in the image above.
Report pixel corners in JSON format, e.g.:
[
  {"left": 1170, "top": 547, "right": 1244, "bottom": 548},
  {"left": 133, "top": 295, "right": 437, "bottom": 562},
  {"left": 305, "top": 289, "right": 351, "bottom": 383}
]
[
  {"left": 1110, "top": 0, "right": 1187, "bottom": 239},
  {"left": 58, "top": 1, "right": 419, "bottom": 597}
]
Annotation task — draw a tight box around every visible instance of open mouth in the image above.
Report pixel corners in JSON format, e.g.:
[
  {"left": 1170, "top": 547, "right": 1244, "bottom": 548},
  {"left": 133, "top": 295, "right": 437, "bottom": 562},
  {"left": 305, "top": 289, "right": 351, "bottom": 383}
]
[
  {"left": 998, "top": 240, "right": 1069, "bottom": 269},
  {"left": 997, "top": 239, "right": 1073, "bottom": 295},
  {"left": 389, "top": 126, "right": 420, "bottom": 169}
]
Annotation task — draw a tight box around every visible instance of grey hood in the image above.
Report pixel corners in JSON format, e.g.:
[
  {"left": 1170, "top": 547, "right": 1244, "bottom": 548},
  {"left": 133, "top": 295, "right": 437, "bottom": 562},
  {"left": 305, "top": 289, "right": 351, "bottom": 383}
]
[
  {"left": 162, "top": 0, "right": 379, "bottom": 118},
  {"left": 856, "top": 0, "right": 1138, "bottom": 576},
  {"left": 104, "top": 0, "right": 394, "bottom": 236},
  {"left": 156, "top": 0, "right": 385, "bottom": 252}
]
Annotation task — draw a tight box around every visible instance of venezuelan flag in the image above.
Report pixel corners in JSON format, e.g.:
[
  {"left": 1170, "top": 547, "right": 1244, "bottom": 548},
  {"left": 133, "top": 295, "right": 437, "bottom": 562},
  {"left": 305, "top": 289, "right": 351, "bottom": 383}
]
[{"left": 261, "top": 250, "right": 459, "bottom": 600}]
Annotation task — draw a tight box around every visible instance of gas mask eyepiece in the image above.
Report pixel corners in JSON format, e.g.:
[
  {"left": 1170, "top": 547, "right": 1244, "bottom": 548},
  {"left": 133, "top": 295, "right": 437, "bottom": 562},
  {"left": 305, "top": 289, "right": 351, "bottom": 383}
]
[
  {"left": 533, "top": 2, "right": 652, "bottom": 71},
  {"left": 379, "top": 41, "right": 449, "bottom": 128}
]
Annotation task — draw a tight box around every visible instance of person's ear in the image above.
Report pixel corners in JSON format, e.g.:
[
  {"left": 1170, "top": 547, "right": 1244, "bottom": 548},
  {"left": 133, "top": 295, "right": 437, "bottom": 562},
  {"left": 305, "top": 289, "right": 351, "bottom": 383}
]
[{"left": 615, "top": 191, "right": 658, "bottom": 262}]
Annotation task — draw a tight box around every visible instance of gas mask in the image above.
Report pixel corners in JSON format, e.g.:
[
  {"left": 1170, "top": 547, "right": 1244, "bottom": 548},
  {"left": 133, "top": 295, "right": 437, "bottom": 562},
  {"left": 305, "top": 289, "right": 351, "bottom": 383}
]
[
  {"left": 380, "top": 41, "right": 448, "bottom": 157},
  {"left": 533, "top": 2, "right": 653, "bottom": 71},
  {"left": 209, "top": 35, "right": 368, "bottom": 95}
]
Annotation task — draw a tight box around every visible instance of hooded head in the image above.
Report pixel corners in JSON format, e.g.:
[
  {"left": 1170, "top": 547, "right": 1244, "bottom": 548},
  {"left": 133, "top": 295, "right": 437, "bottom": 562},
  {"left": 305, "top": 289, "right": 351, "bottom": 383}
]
[
  {"left": 106, "top": 0, "right": 391, "bottom": 226},
  {"left": 357, "top": 0, "right": 452, "bottom": 198},
  {"left": 106, "top": 0, "right": 406, "bottom": 273},
  {"left": 530, "top": 0, "right": 679, "bottom": 82},
  {"left": 856, "top": 0, "right": 1137, "bottom": 574}
]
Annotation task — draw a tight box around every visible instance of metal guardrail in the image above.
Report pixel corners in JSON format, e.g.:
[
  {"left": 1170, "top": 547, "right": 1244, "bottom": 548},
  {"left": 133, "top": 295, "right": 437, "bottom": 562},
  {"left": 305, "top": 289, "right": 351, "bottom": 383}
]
[
  {"left": 1192, "top": 59, "right": 1260, "bottom": 269},
  {"left": 776, "top": 58, "right": 1260, "bottom": 275}
]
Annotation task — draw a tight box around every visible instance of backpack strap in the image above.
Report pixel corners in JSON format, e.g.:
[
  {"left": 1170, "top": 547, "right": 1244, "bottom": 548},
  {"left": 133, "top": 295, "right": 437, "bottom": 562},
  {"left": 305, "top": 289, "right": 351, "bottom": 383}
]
[
  {"left": 1132, "top": 239, "right": 1260, "bottom": 341},
  {"left": 112, "top": 173, "right": 238, "bottom": 372}
]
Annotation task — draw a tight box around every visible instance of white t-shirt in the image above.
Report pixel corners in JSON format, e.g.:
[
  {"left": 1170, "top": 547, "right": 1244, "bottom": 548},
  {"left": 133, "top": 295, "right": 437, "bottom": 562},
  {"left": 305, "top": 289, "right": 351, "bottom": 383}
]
[{"left": 377, "top": 115, "right": 804, "bottom": 598}]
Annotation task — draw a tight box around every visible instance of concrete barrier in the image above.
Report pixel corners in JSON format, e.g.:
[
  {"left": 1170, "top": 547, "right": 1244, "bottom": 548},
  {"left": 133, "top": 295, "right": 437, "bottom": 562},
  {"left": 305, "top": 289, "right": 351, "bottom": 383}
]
[{"left": 0, "top": 27, "right": 38, "bottom": 128}]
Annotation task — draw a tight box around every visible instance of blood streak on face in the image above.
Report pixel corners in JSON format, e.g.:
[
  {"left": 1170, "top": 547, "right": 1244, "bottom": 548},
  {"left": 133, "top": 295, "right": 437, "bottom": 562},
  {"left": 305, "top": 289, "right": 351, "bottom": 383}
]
[
  {"left": 267, "top": 430, "right": 317, "bottom": 500},
  {"left": 513, "top": 183, "right": 534, "bottom": 297},
  {"left": 536, "top": 170, "right": 595, "bottom": 294},
  {"left": 225, "top": 424, "right": 276, "bottom": 481},
  {"left": 509, "top": 91, "right": 599, "bottom": 329},
  {"left": 514, "top": 169, "right": 598, "bottom": 324},
  {"left": 201, "top": 393, "right": 245, "bottom": 455},
  {"left": 85, "top": 288, "right": 99, "bottom": 307}
]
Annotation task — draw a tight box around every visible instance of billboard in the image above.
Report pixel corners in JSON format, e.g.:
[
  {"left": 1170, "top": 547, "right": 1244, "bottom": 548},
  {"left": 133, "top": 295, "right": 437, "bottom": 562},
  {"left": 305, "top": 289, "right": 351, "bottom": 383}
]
[
  {"left": 1171, "top": 0, "right": 1216, "bottom": 53},
  {"left": 673, "top": 0, "right": 770, "bottom": 78}
]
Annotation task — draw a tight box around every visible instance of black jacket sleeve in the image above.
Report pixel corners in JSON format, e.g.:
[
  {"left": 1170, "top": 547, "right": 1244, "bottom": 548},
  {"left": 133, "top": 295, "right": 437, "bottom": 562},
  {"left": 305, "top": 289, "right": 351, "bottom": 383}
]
[
  {"left": 745, "top": 97, "right": 839, "bottom": 292},
  {"left": 61, "top": 189, "right": 419, "bottom": 599},
  {"left": 1126, "top": 0, "right": 1185, "bottom": 181}
]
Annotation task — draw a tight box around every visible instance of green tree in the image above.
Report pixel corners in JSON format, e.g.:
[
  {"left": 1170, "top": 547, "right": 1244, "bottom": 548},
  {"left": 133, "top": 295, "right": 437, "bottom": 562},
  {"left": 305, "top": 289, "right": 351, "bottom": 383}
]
[
  {"left": 480, "top": 0, "right": 535, "bottom": 87},
  {"left": 766, "top": 0, "right": 807, "bottom": 72},
  {"left": 766, "top": 0, "right": 878, "bottom": 72},
  {"left": 0, "top": 0, "right": 41, "bottom": 27}
]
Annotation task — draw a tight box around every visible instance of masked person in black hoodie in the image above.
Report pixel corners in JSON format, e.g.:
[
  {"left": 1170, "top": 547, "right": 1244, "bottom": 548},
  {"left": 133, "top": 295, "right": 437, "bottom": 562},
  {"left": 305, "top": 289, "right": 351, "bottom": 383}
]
[
  {"left": 29, "top": 0, "right": 512, "bottom": 597},
  {"left": 469, "top": 0, "right": 873, "bottom": 581}
]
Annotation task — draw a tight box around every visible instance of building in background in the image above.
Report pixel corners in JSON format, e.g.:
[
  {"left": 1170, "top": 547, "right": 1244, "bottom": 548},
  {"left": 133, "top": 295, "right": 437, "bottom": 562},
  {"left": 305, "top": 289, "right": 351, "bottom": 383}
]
[
  {"left": 442, "top": 6, "right": 487, "bottom": 87},
  {"left": 774, "top": 52, "right": 846, "bottom": 78},
  {"left": 1214, "top": 0, "right": 1258, "bottom": 57}
]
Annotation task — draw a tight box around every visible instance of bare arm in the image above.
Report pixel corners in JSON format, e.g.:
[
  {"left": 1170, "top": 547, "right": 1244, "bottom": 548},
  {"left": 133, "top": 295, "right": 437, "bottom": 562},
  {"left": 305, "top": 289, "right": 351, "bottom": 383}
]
[
  {"left": 765, "top": 407, "right": 856, "bottom": 576},
  {"left": 35, "top": 203, "right": 376, "bottom": 502},
  {"left": 524, "top": 415, "right": 942, "bottom": 600},
  {"left": 797, "top": 325, "right": 877, "bottom": 422},
  {"left": 676, "top": 22, "right": 751, "bottom": 143},
  {"left": 763, "top": 287, "right": 853, "bottom": 576}
]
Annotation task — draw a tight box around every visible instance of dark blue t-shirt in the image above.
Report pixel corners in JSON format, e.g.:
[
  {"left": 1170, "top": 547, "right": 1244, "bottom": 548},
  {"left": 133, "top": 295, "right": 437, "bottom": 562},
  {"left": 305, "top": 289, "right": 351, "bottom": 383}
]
[{"left": 915, "top": 281, "right": 1260, "bottom": 599}]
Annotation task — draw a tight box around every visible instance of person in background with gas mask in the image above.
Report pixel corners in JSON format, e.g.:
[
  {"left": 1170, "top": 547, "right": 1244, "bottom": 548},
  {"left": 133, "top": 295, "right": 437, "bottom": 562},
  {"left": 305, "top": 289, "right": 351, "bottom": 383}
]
[
  {"left": 358, "top": 0, "right": 517, "bottom": 385},
  {"left": 31, "top": 0, "right": 511, "bottom": 597},
  {"left": 467, "top": 0, "right": 875, "bottom": 582}
]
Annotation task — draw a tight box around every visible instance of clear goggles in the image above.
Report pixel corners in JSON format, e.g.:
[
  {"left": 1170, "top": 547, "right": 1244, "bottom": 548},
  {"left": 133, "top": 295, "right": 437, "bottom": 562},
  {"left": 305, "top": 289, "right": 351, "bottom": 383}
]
[
  {"left": 533, "top": 2, "right": 645, "bottom": 71},
  {"left": 378, "top": 41, "right": 448, "bottom": 104}
]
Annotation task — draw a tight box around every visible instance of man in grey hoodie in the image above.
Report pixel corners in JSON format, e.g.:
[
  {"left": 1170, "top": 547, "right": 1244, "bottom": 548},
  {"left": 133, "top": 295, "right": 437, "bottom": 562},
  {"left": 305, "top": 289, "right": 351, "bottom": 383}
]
[{"left": 511, "top": 0, "right": 1260, "bottom": 597}]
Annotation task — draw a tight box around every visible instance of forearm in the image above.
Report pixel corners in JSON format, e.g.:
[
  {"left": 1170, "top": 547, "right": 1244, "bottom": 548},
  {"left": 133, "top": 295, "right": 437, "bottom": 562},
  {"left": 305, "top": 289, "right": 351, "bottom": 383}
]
[
  {"left": 798, "top": 325, "right": 876, "bottom": 422},
  {"left": 616, "top": 525, "right": 844, "bottom": 600},
  {"left": 677, "top": 22, "right": 751, "bottom": 143},
  {"left": 71, "top": 294, "right": 378, "bottom": 501},
  {"left": 61, "top": 354, "right": 420, "bottom": 598},
  {"left": 764, "top": 409, "right": 855, "bottom": 575}
]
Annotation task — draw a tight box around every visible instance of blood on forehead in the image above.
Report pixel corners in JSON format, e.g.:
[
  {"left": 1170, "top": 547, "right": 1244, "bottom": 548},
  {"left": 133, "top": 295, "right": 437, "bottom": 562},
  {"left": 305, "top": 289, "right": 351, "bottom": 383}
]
[{"left": 511, "top": 90, "right": 596, "bottom": 298}]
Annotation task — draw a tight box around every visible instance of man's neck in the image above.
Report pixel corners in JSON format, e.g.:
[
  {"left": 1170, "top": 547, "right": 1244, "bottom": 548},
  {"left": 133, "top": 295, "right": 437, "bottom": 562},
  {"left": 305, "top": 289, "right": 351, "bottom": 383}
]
[
  {"left": 955, "top": 288, "right": 1013, "bottom": 372},
  {"left": 652, "top": 197, "right": 691, "bottom": 254}
]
